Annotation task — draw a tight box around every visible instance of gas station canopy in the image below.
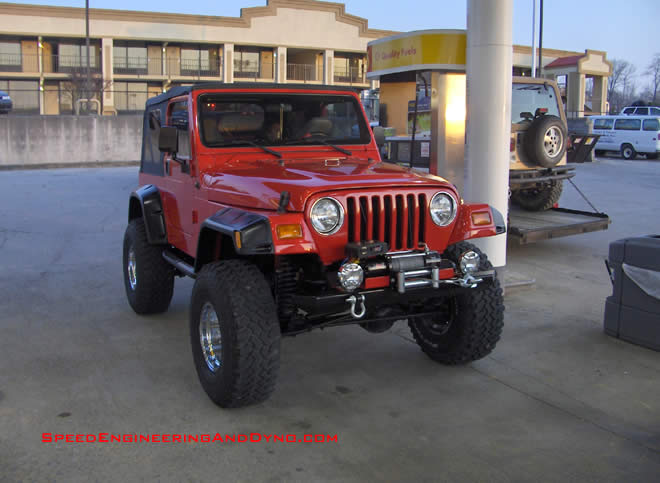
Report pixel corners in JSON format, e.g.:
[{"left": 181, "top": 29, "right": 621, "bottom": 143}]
[{"left": 367, "top": 30, "right": 467, "bottom": 78}]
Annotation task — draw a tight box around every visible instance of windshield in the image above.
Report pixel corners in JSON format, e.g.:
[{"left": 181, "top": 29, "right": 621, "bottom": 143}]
[
  {"left": 511, "top": 83, "right": 561, "bottom": 123},
  {"left": 198, "top": 93, "right": 370, "bottom": 148}
]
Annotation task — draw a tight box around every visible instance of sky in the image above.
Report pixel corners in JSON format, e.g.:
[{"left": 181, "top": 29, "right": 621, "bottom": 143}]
[{"left": 8, "top": 0, "right": 660, "bottom": 87}]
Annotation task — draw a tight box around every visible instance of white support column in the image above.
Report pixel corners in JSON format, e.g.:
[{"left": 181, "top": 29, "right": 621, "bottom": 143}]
[
  {"left": 465, "top": 0, "right": 513, "bottom": 267},
  {"left": 276, "top": 46, "right": 287, "bottom": 83},
  {"left": 324, "top": 49, "right": 333, "bottom": 85},
  {"left": 101, "top": 38, "right": 115, "bottom": 114},
  {"left": 38, "top": 36, "right": 45, "bottom": 115},
  {"left": 224, "top": 43, "right": 234, "bottom": 83}
]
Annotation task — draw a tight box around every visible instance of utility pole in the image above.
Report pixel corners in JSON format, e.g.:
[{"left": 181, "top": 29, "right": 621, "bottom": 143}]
[
  {"left": 537, "top": 0, "right": 543, "bottom": 78},
  {"left": 85, "top": 0, "right": 91, "bottom": 112},
  {"left": 531, "top": 0, "right": 536, "bottom": 77}
]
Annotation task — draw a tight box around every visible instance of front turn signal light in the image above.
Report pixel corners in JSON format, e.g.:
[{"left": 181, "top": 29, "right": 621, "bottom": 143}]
[
  {"left": 277, "top": 224, "right": 303, "bottom": 239},
  {"left": 471, "top": 212, "right": 492, "bottom": 226}
]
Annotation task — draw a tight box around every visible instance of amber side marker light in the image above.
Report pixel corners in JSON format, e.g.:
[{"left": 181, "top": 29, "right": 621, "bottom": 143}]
[
  {"left": 471, "top": 212, "right": 492, "bottom": 226},
  {"left": 234, "top": 231, "right": 242, "bottom": 249},
  {"left": 277, "top": 224, "right": 303, "bottom": 239}
]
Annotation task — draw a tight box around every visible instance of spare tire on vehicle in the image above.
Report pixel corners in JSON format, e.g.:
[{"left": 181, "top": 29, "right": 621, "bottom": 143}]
[{"left": 524, "top": 115, "right": 567, "bottom": 168}]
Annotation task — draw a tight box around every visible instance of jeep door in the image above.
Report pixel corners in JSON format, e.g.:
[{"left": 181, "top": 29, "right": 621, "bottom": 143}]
[{"left": 160, "top": 97, "right": 197, "bottom": 254}]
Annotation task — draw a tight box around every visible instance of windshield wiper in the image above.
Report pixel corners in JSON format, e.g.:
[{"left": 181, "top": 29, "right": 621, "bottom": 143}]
[
  {"left": 316, "top": 139, "right": 353, "bottom": 156},
  {"left": 286, "top": 137, "right": 352, "bottom": 156},
  {"left": 218, "top": 140, "right": 282, "bottom": 158}
]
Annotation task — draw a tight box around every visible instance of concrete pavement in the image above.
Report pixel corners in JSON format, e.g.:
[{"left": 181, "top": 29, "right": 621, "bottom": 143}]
[{"left": 0, "top": 160, "right": 659, "bottom": 482}]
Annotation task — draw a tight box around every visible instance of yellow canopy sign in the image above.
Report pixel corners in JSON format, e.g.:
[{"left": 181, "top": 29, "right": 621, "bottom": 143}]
[{"left": 367, "top": 30, "right": 467, "bottom": 77}]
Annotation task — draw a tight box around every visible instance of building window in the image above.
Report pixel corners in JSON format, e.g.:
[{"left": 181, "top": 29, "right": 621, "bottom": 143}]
[
  {"left": 0, "top": 41, "right": 22, "bottom": 72},
  {"left": 114, "top": 42, "right": 148, "bottom": 74},
  {"left": 234, "top": 47, "right": 262, "bottom": 78},
  {"left": 113, "top": 81, "right": 148, "bottom": 112},
  {"left": 334, "top": 53, "right": 365, "bottom": 84},
  {"left": 180, "top": 46, "right": 220, "bottom": 77},
  {"left": 57, "top": 42, "right": 100, "bottom": 72}
]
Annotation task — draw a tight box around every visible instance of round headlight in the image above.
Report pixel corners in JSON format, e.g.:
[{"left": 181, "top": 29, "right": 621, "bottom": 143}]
[
  {"left": 338, "top": 262, "right": 364, "bottom": 291},
  {"left": 310, "top": 197, "right": 344, "bottom": 235},
  {"left": 430, "top": 192, "right": 457, "bottom": 226},
  {"left": 459, "top": 250, "right": 480, "bottom": 274}
]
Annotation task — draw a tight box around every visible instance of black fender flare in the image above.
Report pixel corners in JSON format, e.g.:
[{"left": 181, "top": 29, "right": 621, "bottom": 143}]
[
  {"left": 128, "top": 185, "right": 167, "bottom": 245},
  {"left": 194, "top": 207, "right": 274, "bottom": 272}
]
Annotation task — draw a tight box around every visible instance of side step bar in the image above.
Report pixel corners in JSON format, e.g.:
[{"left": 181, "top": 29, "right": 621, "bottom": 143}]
[{"left": 163, "top": 250, "right": 196, "bottom": 278}]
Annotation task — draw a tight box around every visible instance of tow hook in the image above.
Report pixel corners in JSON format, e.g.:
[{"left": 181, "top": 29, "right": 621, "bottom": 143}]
[
  {"left": 458, "top": 274, "right": 481, "bottom": 289},
  {"left": 346, "top": 294, "right": 366, "bottom": 319}
]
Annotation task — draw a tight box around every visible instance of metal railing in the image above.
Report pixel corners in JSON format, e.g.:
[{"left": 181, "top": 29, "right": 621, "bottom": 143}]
[
  {"left": 333, "top": 66, "right": 366, "bottom": 85},
  {"left": 287, "top": 63, "right": 323, "bottom": 83},
  {"left": 0, "top": 53, "right": 38, "bottom": 73},
  {"left": 114, "top": 57, "right": 222, "bottom": 78},
  {"left": 52, "top": 55, "right": 102, "bottom": 74},
  {"left": 171, "top": 57, "right": 222, "bottom": 78},
  {"left": 0, "top": 53, "right": 102, "bottom": 74},
  {"left": 233, "top": 60, "right": 275, "bottom": 80}
]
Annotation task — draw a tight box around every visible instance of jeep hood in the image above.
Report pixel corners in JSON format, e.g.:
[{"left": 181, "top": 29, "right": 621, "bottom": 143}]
[{"left": 201, "top": 158, "right": 455, "bottom": 211}]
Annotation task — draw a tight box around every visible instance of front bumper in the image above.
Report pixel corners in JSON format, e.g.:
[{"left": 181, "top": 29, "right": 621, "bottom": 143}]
[{"left": 297, "top": 248, "right": 496, "bottom": 320}]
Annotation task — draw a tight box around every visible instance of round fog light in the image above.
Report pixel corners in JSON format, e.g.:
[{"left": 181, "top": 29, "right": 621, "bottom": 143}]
[
  {"left": 338, "top": 263, "right": 364, "bottom": 292},
  {"left": 459, "top": 251, "right": 480, "bottom": 274}
]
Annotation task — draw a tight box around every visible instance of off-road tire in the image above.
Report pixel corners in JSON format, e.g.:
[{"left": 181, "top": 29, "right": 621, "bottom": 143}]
[
  {"left": 621, "top": 143, "right": 636, "bottom": 160},
  {"left": 524, "top": 115, "right": 567, "bottom": 168},
  {"left": 510, "top": 180, "right": 563, "bottom": 211},
  {"left": 123, "top": 218, "right": 174, "bottom": 314},
  {"left": 409, "top": 242, "right": 504, "bottom": 364},
  {"left": 190, "top": 260, "right": 280, "bottom": 408}
]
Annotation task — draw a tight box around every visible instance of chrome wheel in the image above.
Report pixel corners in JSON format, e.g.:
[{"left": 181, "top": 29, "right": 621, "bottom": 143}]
[
  {"left": 543, "top": 126, "right": 563, "bottom": 157},
  {"left": 199, "top": 302, "right": 222, "bottom": 373},
  {"left": 127, "top": 247, "right": 137, "bottom": 290}
]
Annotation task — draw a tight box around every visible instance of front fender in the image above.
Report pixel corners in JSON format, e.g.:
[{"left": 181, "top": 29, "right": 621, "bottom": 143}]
[
  {"left": 448, "top": 203, "right": 506, "bottom": 245},
  {"left": 128, "top": 184, "right": 167, "bottom": 245}
]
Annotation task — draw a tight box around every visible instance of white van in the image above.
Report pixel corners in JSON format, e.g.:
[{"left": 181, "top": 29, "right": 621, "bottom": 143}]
[{"left": 590, "top": 115, "right": 660, "bottom": 160}]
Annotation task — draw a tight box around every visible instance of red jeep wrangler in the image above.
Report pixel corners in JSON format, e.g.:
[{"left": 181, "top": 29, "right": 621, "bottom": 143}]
[{"left": 124, "top": 83, "right": 506, "bottom": 408}]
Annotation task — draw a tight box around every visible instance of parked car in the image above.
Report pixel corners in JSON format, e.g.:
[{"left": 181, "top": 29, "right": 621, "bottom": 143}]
[
  {"left": 590, "top": 115, "right": 660, "bottom": 159},
  {"left": 123, "top": 83, "right": 506, "bottom": 408},
  {"left": 620, "top": 106, "right": 660, "bottom": 116},
  {"left": 0, "top": 90, "right": 12, "bottom": 114}
]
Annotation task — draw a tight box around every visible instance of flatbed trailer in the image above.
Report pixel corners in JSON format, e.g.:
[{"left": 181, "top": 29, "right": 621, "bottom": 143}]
[{"left": 508, "top": 206, "right": 610, "bottom": 244}]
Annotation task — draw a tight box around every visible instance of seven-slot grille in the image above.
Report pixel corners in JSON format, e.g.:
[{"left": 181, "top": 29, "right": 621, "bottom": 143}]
[{"left": 346, "top": 194, "right": 427, "bottom": 250}]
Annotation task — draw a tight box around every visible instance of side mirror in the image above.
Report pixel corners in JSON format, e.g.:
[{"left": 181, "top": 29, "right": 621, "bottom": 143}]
[
  {"left": 372, "top": 126, "right": 385, "bottom": 146},
  {"left": 159, "top": 126, "right": 178, "bottom": 153}
]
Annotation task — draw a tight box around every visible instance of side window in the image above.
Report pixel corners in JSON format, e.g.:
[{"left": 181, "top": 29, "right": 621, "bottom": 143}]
[
  {"left": 643, "top": 119, "right": 660, "bottom": 131},
  {"left": 651, "top": 107, "right": 660, "bottom": 115},
  {"left": 614, "top": 118, "right": 641, "bottom": 131},
  {"left": 593, "top": 118, "right": 613, "bottom": 130},
  {"left": 623, "top": 107, "right": 635, "bottom": 114},
  {"left": 170, "top": 101, "right": 191, "bottom": 158},
  {"left": 635, "top": 107, "right": 649, "bottom": 115}
]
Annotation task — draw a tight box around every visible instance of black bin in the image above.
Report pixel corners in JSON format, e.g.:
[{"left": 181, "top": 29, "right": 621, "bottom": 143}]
[{"left": 604, "top": 235, "right": 660, "bottom": 351}]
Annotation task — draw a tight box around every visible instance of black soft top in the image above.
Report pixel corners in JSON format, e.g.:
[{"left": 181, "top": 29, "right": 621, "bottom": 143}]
[{"left": 145, "top": 83, "right": 362, "bottom": 107}]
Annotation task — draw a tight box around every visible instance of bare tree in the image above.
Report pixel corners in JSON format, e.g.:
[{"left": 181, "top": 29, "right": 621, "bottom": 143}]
[
  {"left": 61, "top": 70, "right": 112, "bottom": 114},
  {"left": 645, "top": 53, "right": 660, "bottom": 104},
  {"left": 608, "top": 59, "right": 637, "bottom": 113}
]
